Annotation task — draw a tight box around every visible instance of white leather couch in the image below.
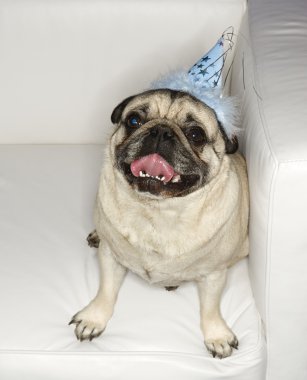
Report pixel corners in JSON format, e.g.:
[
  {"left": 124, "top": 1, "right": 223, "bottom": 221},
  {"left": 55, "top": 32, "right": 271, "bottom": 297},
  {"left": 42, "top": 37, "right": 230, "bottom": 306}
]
[{"left": 0, "top": 0, "right": 305, "bottom": 379}]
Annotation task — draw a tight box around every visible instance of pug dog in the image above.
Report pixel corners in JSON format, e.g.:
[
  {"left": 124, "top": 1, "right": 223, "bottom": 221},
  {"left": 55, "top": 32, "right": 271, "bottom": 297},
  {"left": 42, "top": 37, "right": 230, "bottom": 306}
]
[{"left": 69, "top": 89, "right": 249, "bottom": 359}]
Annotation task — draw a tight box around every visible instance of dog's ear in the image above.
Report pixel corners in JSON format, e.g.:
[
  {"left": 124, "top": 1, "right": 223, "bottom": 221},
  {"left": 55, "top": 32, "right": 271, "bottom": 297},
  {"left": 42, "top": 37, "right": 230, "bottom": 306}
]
[
  {"left": 217, "top": 121, "right": 238, "bottom": 154},
  {"left": 111, "top": 95, "right": 136, "bottom": 124}
]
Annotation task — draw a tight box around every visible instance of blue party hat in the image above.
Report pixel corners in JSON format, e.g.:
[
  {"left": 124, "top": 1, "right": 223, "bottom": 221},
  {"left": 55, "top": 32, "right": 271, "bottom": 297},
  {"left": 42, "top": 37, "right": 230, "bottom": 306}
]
[
  {"left": 151, "top": 27, "right": 239, "bottom": 138},
  {"left": 188, "top": 27, "right": 234, "bottom": 90}
]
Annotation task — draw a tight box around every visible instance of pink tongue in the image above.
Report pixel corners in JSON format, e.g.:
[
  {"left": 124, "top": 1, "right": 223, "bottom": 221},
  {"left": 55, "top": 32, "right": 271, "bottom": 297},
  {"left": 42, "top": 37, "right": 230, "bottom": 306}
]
[{"left": 130, "top": 153, "right": 175, "bottom": 183}]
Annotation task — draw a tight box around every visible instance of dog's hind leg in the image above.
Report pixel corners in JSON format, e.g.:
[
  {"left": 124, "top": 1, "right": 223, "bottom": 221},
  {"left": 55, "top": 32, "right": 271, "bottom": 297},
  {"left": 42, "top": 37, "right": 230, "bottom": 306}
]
[{"left": 87, "top": 230, "right": 100, "bottom": 248}]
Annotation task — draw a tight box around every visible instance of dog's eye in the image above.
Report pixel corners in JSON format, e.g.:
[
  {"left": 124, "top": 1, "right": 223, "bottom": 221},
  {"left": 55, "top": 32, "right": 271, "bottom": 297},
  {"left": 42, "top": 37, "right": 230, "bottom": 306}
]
[
  {"left": 127, "top": 114, "right": 143, "bottom": 128},
  {"left": 185, "top": 127, "right": 206, "bottom": 146}
]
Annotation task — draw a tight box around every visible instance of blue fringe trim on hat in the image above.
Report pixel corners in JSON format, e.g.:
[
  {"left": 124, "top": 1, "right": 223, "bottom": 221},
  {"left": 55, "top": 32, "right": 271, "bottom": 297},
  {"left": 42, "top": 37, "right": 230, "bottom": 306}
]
[{"left": 150, "top": 71, "right": 240, "bottom": 138}]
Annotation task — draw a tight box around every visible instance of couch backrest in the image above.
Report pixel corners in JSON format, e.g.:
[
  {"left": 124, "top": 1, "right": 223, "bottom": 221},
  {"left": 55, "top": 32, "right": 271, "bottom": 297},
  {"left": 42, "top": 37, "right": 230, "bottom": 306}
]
[{"left": 0, "top": 0, "right": 246, "bottom": 143}]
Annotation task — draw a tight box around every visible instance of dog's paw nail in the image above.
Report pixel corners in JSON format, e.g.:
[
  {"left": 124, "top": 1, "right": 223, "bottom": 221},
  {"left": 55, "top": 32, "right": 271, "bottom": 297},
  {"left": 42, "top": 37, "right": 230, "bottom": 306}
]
[
  {"left": 69, "top": 318, "right": 82, "bottom": 326},
  {"left": 230, "top": 337, "right": 239, "bottom": 350},
  {"left": 89, "top": 328, "right": 105, "bottom": 341},
  {"left": 68, "top": 315, "right": 80, "bottom": 326}
]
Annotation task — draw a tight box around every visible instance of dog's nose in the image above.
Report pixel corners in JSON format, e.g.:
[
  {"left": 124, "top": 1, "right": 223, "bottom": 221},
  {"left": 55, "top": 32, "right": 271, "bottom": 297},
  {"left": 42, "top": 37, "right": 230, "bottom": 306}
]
[{"left": 149, "top": 125, "right": 174, "bottom": 141}]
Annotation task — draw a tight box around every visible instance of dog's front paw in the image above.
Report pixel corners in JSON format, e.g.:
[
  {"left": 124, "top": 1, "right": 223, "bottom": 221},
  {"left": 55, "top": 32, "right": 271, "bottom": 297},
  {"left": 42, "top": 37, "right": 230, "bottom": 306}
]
[
  {"left": 203, "top": 322, "right": 238, "bottom": 359},
  {"left": 69, "top": 303, "right": 109, "bottom": 342}
]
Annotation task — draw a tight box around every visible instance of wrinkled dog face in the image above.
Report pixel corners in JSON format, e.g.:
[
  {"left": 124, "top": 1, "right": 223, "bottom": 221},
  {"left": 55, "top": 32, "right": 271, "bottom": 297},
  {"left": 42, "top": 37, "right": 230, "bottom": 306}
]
[{"left": 111, "top": 89, "right": 237, "bottom": 198}]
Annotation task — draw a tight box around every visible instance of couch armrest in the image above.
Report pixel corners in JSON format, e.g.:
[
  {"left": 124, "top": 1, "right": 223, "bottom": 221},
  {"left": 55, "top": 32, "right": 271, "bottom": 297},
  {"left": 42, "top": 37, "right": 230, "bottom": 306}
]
[{"left": 231, "top": 1, "right": 307, "bottom": 379}]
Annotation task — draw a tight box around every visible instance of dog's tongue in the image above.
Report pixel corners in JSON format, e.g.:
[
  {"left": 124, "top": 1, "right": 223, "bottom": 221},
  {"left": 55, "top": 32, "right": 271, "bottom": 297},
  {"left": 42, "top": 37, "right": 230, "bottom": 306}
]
[{"left": 130, "top": 153, "right": 175, "bottom": 183}]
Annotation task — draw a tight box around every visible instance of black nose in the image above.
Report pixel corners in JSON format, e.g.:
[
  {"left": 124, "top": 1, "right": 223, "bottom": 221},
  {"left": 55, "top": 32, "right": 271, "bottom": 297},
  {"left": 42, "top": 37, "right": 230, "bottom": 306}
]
[{"left": 149, "top": 125, "right": 174, "bottom": 141}]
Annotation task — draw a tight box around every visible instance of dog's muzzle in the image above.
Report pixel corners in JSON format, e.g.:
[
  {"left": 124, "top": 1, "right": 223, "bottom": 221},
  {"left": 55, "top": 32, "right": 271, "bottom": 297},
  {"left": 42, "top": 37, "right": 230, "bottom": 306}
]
[
  {"left": 139, "top": 124, "right": 176, "bottom": 157},
  {"left": 117, "top": 124, "right": 205, "bottom": 197}
]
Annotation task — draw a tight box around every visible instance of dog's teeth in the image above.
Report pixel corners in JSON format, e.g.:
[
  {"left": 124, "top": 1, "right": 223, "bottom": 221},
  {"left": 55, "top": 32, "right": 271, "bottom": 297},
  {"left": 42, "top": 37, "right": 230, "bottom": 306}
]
[
  {"left": 155, "top": 176, "right": 161, "bottom": 180},
  {"left": 161, "top": 176, "right": 165, "bottom": 181},
  {"left": 146, "top": 174, "right": 150, "bottom": 177},
  {"left": 171, "top": 175, "right": 181, "bottom": 183}
]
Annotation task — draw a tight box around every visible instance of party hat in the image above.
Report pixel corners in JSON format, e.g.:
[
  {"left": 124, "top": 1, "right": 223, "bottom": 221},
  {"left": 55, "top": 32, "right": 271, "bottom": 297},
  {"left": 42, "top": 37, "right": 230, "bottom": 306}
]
[
  {"left": 151, "top": 27, "right": 239, "bottom": 138},
  {"left": 188, "top": 27, "right": 234, "bottom": 90}
]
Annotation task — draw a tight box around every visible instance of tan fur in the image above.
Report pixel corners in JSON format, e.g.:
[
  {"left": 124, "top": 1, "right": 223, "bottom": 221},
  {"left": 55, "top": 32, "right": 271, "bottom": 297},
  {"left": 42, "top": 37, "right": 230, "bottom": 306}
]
[
  {"left": 95, "top": 150, "right": 248, "bottom": 286},
  {"left": 70, "top": 91, "right": 249, "bottom": 358}
]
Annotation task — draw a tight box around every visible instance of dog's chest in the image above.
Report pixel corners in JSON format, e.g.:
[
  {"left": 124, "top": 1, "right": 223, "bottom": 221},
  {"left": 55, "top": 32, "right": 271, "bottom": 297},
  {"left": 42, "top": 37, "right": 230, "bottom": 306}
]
[
  {"left": 98, "top": 199, "right": 226, "bottom": 285},
  {"left": 108, "top": 224, "right": 210, "bottom": 285}
]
